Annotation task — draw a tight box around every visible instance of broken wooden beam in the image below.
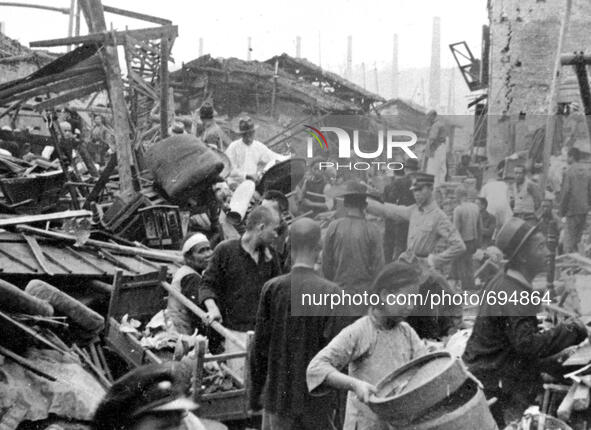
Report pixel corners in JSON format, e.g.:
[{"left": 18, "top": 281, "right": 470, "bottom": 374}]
[
  {"left": 29, "top": 24, "right": 178, "bottom": 48},
  {"left": 79, "top": 0, "right": 137, "bottom": 201},
  {"left": 161, "top": 281, "right": 246, "bottom": 350},
  {"left": 102, "top": 4, "right": 172, "bottom": 25},
  {"left": 0, "top": 210, "right": 91, "bottom": 229},
  {"left": 22, "top": 234, "right": 54, "bottom": 275},
  {"left": 0, "top": 344, "right": 57, "bottom": 382},
  {"left": 561, "top": 53, "right": 591, "bottom": 65},
  {"left": 160, "top": 36, "right": 170, "bottom": 139},
  {"left": 16, "top": 225, "right": 183, "bottom": 263},
  {"left": 33, "top": 81, "right": 106, "bottom": 111}
]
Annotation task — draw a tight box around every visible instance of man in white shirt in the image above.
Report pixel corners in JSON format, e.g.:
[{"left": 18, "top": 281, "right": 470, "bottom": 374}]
[{"left": 225, "top": 117, "right": 284, "bottom": 185}]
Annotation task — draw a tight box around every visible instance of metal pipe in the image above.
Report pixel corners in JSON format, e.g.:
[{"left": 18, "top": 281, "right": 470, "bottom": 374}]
[{"left": 0, "top": 2, "right": 69, "bottom": 14}]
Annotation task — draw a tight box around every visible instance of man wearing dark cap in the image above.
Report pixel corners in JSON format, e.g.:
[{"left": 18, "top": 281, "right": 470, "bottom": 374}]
[
  {"left": 225, "top": 117, "right": 284, "bottom": 184},
  {"left": 382, "top": 158, "right": 418, "bottom": 261},
  {"left": 198, "top": 101, "right": 230, "bottom": 152},
  {"left": 368, "top": 172, "right": 465, "bottom": 272},
  {"left": 250, "top": 218, "right": 344, "bottom": 429},
  {"left": 463, "top": 217, "right": 588, "bottom": 427},
  {"left": 92, "top": 362, "right": 204, "bottom": 430},
  {"left": 322, "top": 180, "right": 384, "bottom": 303}
]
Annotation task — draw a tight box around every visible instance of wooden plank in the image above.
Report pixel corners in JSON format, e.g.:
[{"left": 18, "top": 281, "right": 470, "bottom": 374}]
[
  {"left": 0, "top": 247, "right": 38, "bottom": 272},
  {"left": 30, "top": 24, "right": 178, "bottom": 48},
  {"left": 0, "top": 210, "right": 91, "bottom": 228},
  {"left": 43, "top": 250, "right": 73, "bottom": 274},
  {"left": 17, "top": 225, "right": 183, "bottom": 263},
  {"left": 0, "top": 66, "right": 99, "bottom": 101},
  {"left": 160, "top": 36, "right": 169, "bottom": 139},
  {"left": 33, "top": 81, "right": 105, "bottom": 111},
  {"left": 0, "top": 344, "right": 57, "bottom": 382},
  {"left": 161, "top": 281, "right": 247, "bottom": 350},
  {"left": 1, "top": 70, "right": 104, "bottom": 105},
  {"left": 79, "top": 0, "right": 136, "bottom": 201},
  {"left": 0, "top": 310, "right": 71, "bottom": 355},
  {"left": 64, "top": 246, "right": 108, "bottom": 275},
  {"left": 22, "top": 234, "right": 53, "bottom": 275},
  {"left": 103, "top": 4, "right": 171, "bottom": 25}
]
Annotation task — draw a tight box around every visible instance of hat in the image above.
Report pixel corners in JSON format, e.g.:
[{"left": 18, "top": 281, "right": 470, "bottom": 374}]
[
  {"left": 405, "top": 158, "right": 419, "bottom": 171},
  {"left": 495, "top": 217, "right": 539, "bottom": 261},
  {"left": 409, "top": 173, "right": 435, "bottom": 190},
  {"left": 92, "top": 363, "right": 198, "bottom": 428},
  {"left": 235, "top": 117, "right": 258, "bottom": 134},
  {"left": 371, "top": 261, "right": 425, "bottom": 294},
  {"left": 337, "top": 180, "right": 383, "bottom": 202},
  {"left": 181, "top": 232, "right": 210, "bottom": 254},
  {"left": 199, "top": 102, "right": 214, "bottom": 120}
]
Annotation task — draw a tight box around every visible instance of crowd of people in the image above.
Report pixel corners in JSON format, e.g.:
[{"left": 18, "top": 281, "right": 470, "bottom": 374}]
[{"left": 4, "top": 101, "right": 591, "bottom": 430}]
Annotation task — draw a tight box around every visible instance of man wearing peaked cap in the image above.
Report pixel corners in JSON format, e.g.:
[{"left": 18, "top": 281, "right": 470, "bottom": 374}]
[
  {"left": 225, "top": 116, "right": 284, "bottom": 185},
  {"left": 463, "top": 217, "right": 588, "bottom": 427},
  {"left": 366, "top": 172, "right": 466, "bottom": 273},
  {"left": 92, "top": 362, "right": 199, "bottom": 430}
]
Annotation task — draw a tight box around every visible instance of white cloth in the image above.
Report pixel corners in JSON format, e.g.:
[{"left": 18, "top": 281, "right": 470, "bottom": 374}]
[
  {"left": 224, "top": 329, "right": 248, "bottom": 377},
  {"left": 225, "top": 139, "right": 282, "bottom": 180},
  {"left": 426, "top": 143, "right": 447, "bottom": 188},
  {"left": 480, "top": 179, "right": 513, "bottom": 227}
]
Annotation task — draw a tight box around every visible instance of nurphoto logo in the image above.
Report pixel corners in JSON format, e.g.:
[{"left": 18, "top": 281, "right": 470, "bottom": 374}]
[{"left": 304, "top": 125, "right": 419, "bottom": 171}]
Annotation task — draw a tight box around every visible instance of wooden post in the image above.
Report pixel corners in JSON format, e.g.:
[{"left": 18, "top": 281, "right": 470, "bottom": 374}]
[
  {"left": 75, "top": 0, "right": 81, "bottom": 36},
  {"left": 78, "top": 0, "right": 136, "bottom": 201},
  {"left": 67, "top": 0, "right": 76, "bottom": 52},
  {"left": 542, "top": 0, "right": 572, "bottom": 192},
  {"left": 160, "top": 37, "right": 170, "bottom": 139}
]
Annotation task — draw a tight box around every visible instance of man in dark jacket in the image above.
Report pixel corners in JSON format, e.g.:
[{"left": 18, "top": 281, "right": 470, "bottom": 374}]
[
  {"left": 383, "top": 158, "right": 417, "bottom": 261},
  {"left": 559, "top": 147, "right": 591, "bottom": 252},
  {"left": 463, "top": 217, "right": 588, "bottom": 427},
  {"left": 250, "top": 218, "right": 344, "bottom": 429}
]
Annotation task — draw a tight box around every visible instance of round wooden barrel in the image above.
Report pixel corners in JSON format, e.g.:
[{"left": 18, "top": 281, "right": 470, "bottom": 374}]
[
  {"left": 407, "top": 382, "right": 497, "bottom": 430},
  {"left": 368, "top": 351, "right": 468, "bottom": 423}
]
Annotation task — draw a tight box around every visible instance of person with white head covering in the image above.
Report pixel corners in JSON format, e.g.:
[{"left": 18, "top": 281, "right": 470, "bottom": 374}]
[{"left": 166, "top": 233, "right": 213, "bottom": 335}]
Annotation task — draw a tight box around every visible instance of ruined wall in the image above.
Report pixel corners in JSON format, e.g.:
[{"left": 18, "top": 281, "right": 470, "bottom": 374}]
[{"left": 487, "top": 0, "right": 591, "bottom": 164}]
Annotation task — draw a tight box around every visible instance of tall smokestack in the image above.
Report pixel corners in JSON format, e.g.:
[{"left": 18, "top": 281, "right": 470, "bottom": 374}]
[
  {"left": 199, "top": 38, "right": 203, "bottom": 57},
  {"left": 296, "top": 36, "right": 301, "bottom": 58},
  {"left": 318, "top": 32, "right": 322, "bottom": 67},
  {"left": 392, "top": 34, "right": 399, "bottom": 98},
  {"left": 447, "top": 68, "right": 456, "bottom": 114},
  {"left": 361, "top": 62, "right": 367, "bottom": 89},
  {"left": 247, "top": 37, "right": 252, "bottom": 61},
  {"left": 429, "top": 17, "right": 441, "bottom": 110},
  {"left": 346, "top": 35, "right": 352, "bottom": 80}
]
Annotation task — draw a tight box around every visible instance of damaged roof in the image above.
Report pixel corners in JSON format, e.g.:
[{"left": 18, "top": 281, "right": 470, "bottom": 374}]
[
  {"left": 0, "top": 230, "right": 179, "bottom": 277},
  {"left": 266, "top": 53, "right": 386, "bottom": 108},
  {"left": 0, "top": 44, "right": 106, "bottom": 111},
  {"left": 0, "top": 32, "right": 56, "bottom": 64},
  {"left": 171, "top": 54, "right": 364, "bottom": 114}
]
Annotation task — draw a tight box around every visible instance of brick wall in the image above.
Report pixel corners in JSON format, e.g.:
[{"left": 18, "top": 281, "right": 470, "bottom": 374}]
[{"left": 487, "top": 0, "right": 591, "bottom": 166}]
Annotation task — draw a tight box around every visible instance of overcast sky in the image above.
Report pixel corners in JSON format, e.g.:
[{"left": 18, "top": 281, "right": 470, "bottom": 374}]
[{"left": 1, "top": 0, "right": 488, "bottom": 73}]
